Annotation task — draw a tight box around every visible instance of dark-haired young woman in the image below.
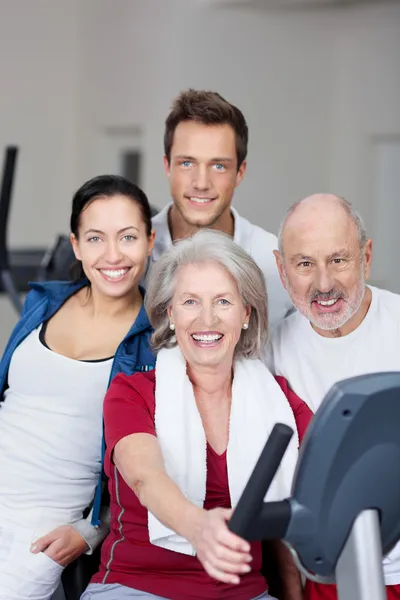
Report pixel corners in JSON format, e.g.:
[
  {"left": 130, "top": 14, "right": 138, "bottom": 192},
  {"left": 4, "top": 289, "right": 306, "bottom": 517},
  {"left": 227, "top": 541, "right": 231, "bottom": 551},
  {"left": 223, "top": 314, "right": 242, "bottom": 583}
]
[{"left": 0, "top": 175, "right": 155, "bottom": 600}]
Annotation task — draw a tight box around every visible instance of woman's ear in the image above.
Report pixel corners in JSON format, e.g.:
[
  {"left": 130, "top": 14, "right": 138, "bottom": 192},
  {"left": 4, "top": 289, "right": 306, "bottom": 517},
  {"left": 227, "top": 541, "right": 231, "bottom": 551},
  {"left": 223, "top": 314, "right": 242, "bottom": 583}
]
[
  {"left": 245, "top": 304, "right": 252, "bottom": 320},
  {"left": 70, "top": 233, "right": 81, "bottom": 261},
  {"left": 167, "top": 305, "right": 173, "bottom": 321}
]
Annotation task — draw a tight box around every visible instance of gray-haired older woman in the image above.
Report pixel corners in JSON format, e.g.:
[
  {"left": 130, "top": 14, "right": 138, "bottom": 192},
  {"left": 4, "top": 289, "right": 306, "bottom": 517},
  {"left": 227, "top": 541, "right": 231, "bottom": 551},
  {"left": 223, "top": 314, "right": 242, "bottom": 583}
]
[{"left": 82, "top": 230, "right": 311, "bottom": 600}]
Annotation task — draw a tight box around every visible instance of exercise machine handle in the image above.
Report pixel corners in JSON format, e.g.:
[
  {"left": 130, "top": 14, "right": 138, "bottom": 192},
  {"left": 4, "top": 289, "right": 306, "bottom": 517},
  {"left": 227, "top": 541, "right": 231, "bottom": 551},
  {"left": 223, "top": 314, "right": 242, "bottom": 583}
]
[{"left": 229, "top": 423, "right": 293, "bottom": 539}]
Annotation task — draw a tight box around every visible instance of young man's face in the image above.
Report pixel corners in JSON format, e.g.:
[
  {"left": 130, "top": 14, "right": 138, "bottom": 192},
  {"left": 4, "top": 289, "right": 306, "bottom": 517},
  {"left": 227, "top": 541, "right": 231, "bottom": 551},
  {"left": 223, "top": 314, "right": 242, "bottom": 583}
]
[{"left": 164, "top": 121, "right": 246, "bottom": 229}]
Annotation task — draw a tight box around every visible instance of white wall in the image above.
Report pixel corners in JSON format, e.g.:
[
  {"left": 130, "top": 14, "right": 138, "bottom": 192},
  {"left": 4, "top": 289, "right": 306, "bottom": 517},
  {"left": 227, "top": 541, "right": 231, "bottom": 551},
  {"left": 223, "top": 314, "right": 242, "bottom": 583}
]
[
  {"left": 0, "top": 0, "right": 80, "bottom": 346},
  {"left": 78, "top": 0, "right": 334, "bottom": 233},
  {"left": 79, "top": 0, "right": 400, "bottom": 256},
  {"left": 1, "top": 0, "right": 400, "bottom": 348}
]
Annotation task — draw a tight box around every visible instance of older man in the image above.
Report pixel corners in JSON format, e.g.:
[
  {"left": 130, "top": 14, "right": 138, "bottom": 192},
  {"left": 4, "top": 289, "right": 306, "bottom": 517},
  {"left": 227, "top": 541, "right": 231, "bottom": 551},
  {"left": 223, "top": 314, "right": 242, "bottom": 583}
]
[{"left": 266, "top": 193, "right": 400, "bottom": 600}]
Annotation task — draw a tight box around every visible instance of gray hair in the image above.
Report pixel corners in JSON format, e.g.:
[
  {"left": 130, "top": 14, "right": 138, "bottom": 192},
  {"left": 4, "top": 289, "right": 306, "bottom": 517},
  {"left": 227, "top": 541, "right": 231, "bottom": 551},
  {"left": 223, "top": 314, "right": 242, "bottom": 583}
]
[
  {"left": 145, "top": 229, "right": 268, "bottom": 359},
  {"left": 277, "top": 195, "right": 367, "bottom": 255}
]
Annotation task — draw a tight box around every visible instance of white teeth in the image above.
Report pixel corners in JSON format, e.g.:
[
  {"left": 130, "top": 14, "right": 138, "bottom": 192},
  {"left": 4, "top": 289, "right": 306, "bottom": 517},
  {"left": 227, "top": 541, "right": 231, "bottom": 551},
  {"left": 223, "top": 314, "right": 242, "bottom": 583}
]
[
  {"left": 192, "top": 334, "right": 223, "bottom": 342},
  {"left": 317, "top": 299, "right": 338, "bottom": 306},
  {"left": 190, "top": 197, "right": 212, "bottom": 204},
  {"left": 100, "top": 269, "right": 128, "bottom": 279}
]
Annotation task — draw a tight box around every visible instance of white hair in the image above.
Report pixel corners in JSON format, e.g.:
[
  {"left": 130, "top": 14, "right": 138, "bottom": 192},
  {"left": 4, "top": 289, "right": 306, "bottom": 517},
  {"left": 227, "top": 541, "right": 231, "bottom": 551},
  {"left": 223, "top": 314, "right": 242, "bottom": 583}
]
[{"left": 145, "top": 229, "right": 269, "bottom": 358}]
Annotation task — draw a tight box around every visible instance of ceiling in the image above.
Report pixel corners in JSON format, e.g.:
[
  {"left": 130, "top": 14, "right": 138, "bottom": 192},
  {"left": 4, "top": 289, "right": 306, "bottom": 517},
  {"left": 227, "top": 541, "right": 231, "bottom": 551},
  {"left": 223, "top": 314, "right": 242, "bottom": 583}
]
[{"left": 200, "top": 0, "right": 400, "bottom": 10}]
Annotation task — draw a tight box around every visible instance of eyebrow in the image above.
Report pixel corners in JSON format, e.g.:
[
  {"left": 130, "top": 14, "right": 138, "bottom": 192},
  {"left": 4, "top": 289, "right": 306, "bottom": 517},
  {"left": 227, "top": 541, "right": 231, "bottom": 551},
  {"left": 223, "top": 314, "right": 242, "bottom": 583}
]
[
  {"left": 84, "top": 226, "right": 139, "bottom": 235},
  {"left": 179, "top": 291, "right": 234, "bottom": 299},
  {"left": 174, "top": 155, "right": 234, "bottom": 163},
  {"left": 289, "top": 249, "right": 352, "bottom": 264},
  {"left": 327, "top": 249, "right": 352, "bottom": 260},
  {"left": 289, "top": 254, "right": 314, "bottom": 264}
]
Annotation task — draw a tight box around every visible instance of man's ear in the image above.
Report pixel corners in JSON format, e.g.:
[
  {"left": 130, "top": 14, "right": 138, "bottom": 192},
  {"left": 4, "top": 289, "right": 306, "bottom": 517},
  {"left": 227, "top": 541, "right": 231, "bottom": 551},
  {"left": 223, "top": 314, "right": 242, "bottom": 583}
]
[
  {"left": 363, "top": 238, "right": 373, "bottom": 280},
  {"left": 273, "top": 250, "right": 288, "bottom": 290},
  {"left": 163, "top": 155, "right": 171, "bottom": 179},
  {"left": 235, "top": 160, "right": 247, "bottom": 189}
]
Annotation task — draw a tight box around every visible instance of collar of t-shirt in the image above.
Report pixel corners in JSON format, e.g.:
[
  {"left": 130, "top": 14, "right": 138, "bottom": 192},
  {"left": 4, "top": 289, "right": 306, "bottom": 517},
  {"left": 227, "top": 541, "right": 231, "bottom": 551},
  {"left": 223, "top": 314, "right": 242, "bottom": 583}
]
[
  {"left": 297, "top": 285, "right": 377, "bottom": 345},
  {"left": 151, "top": 203, "right": 250, "bottom": 262}
]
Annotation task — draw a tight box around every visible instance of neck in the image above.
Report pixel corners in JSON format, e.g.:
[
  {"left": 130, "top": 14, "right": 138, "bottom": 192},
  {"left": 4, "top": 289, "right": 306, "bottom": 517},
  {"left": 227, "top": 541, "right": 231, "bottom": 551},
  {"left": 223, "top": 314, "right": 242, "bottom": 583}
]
[
  {"left": 81, "top": 285, "right": 142, "bottom": 319},
  {"left": 168, "top": 204, "right": 235, "bottom": 241},
  {"left": 187, "top": 360, "right": 233, "bottom": 400},
  {"left": 312, "top": 286, "right": 372, "bottom": 338}
]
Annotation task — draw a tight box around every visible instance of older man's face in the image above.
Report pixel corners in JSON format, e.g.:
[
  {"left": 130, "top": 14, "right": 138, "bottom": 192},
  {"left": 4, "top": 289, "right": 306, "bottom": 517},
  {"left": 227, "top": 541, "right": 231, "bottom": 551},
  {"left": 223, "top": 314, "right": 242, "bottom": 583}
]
[{"left": 275, "top": 201, "right": 372, "bottom": 334}]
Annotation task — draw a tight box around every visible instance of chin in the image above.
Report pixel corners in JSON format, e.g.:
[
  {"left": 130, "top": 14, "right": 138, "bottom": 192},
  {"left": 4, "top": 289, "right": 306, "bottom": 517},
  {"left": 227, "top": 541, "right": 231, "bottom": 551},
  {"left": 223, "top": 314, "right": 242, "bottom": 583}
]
[
  {"left": 192, "top": 351, "right": 228, "bottom": 368},
  {"left": 99, "top": 283, "right": 135, "bottom": 299}
]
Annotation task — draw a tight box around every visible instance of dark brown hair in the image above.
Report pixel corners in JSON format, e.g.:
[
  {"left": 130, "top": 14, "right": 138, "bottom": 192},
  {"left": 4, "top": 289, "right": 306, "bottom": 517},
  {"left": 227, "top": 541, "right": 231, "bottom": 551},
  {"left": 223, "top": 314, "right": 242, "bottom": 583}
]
[
  {"left": 70, "top": 175, "right": 152, "bottom": 281},
  {"left": 164, "top": 89, "right": 248, "bottom": 170}
]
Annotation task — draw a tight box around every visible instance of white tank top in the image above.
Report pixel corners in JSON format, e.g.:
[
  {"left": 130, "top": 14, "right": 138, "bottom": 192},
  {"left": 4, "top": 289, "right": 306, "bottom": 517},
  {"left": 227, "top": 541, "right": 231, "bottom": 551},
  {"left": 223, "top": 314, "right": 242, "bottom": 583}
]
[{"left": 0, "top": 326, "right": 113, "bottom": 533}]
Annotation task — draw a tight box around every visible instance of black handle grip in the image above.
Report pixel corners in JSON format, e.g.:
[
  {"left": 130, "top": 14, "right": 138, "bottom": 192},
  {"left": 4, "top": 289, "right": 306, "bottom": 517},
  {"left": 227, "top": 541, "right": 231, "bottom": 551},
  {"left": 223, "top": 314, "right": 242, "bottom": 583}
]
[{"left": 229, "top": 423, "right": 293, "bottom": 538}]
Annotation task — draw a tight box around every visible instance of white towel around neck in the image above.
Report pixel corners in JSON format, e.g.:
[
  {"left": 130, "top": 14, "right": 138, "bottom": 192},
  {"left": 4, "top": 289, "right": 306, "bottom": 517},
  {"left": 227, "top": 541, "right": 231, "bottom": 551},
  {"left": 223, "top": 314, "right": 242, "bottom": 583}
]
[{"left": 148, "top": 345, "right": 299, "bottom": 555}]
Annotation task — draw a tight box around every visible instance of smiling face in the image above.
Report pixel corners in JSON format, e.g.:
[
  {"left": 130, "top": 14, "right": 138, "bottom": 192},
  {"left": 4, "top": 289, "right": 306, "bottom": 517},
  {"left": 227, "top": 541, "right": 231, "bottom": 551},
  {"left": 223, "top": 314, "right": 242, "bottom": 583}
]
[
  {"left": 164, "top": 121, "right": 246, "bottom": 230},
  {"left": 168, "top": 261, "right": 250, "bottom": 371},
  {"left": 275, "top": 195, "right": 372, "bottom": 335},
  {"left": 71, "top": 194, "right": 154, "bottom": 299}
]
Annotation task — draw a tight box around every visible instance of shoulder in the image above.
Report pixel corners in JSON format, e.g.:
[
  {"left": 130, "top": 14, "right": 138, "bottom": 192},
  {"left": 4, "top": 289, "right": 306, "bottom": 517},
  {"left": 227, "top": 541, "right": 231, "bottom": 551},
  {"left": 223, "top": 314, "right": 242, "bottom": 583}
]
[
  {"left": 21, "top": 280, "right": 86, "bottom": 316},
  {"left": 108, "top": 369, "right": 155, "bottom": 397},
  {"left": 151, "top": 204, "right": 170, "bottom": 232},
  {"left": 150, "top": 204, "right": 173, "bottom": 262},
  {"left": 234, "top": 210, "right": 278, "bottom": 264},
  {"left": 274, "top": 375, "right": 313, "bottom": 442},
  {"left": 105, "top": 370, "right": 156, "bottom": 416},
  {"left": 103, "top": 371, "right": 157, "bottom": 451},
  {"left": 372, "top": 285, "right": 400, "bottom": 317},
  {"left": 269, "top": 309, "right": 303, "bottom": 346}
]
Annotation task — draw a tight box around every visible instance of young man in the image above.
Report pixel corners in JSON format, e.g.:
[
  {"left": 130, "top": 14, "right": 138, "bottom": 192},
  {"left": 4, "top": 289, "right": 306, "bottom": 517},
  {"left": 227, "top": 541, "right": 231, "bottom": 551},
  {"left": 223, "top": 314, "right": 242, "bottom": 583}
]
[
  {"left": 267, "top": 193, "right": 400, "bottom": 600},
  {"left": 147, "top": 89, "right": 292, "bottom": 328}
]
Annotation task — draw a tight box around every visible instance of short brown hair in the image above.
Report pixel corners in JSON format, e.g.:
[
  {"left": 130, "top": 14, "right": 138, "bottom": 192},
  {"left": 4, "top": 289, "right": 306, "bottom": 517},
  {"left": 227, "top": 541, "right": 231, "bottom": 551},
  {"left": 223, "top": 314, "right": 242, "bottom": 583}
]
[{"left": 164, "top": 89, "right": 248, "bottom": 169}]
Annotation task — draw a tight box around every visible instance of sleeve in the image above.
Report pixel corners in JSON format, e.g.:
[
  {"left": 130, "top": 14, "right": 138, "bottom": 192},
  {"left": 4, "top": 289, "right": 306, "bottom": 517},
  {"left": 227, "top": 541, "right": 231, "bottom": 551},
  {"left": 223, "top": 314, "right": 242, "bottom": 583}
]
[
  {"left": 71, "top": 505, "right": 110, "bottom": 555},
  {"left": 103, "top": 372, "right": 156, "bottom": 459},
  {"left": 275, "top": 375, "right": 313, "bottom": 444}
]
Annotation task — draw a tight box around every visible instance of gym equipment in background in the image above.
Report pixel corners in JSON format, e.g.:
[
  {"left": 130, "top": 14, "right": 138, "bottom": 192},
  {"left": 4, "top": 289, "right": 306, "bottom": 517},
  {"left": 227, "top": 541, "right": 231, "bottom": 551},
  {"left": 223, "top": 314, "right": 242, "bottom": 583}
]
[
  {"left": 229, "top": 371, "right": 400, "bottom": 600},
  {"left": 0, "top": 146, "right": 23, "bottom": 313},
  {"left": 0, "top": 145, "right": 75, "bottom": 313}
]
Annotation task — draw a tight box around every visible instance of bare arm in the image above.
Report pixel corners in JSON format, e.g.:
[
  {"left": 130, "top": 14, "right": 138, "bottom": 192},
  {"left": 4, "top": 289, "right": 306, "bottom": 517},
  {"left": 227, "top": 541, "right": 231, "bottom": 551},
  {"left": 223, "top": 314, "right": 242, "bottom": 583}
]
[
  {"left": 114, "top": 432, "right": 252, "bottom": 584},
  {"left": 270, "top": 540, "right": 303, "bottom": 600},
  {"left": 114, "top": 432, "right": 203, "bottom": 541}
]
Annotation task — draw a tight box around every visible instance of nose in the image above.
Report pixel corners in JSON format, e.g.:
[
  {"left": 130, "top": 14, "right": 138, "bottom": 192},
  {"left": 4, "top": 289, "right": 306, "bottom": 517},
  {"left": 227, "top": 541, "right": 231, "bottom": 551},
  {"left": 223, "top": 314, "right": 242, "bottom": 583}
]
[
  {"left": 315, "top": 266, "right": 334, "bottom": 293},
  {"left": 193, "top": 164, "right": 211, "bottom": 192},
  {"left": 200, "top": 302, "right": 217, "bottom": 328},
  {"left": 103, "top": 240, "right": 123, "bottom": 264}
]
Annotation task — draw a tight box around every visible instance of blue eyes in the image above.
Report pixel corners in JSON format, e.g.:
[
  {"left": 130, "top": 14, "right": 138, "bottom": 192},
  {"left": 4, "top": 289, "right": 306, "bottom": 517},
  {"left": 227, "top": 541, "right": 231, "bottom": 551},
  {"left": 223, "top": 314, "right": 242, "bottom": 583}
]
[
  {"left": 179, "top": 161, "right": 226, "bottom": 171},
  {"left": 183, "top": 298, "right": 231, "bottom": 306}
]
